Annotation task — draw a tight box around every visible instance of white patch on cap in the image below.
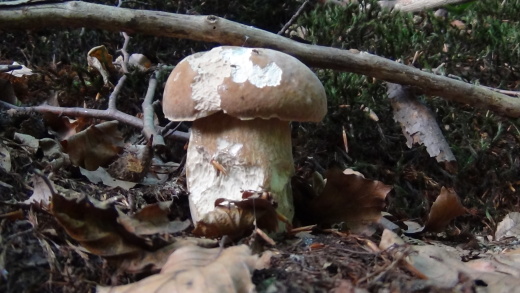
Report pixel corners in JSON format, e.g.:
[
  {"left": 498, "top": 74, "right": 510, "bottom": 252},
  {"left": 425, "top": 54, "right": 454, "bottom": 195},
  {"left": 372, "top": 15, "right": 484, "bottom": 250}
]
[
  {"left": 186, "top": 48, "right": 230, "bottom": 113},
  {"left": 186, "top": 47, "right": 283, "bottom": 115},
  {"left": 221, "top": 48, "right": 282, "bottom": 88}
]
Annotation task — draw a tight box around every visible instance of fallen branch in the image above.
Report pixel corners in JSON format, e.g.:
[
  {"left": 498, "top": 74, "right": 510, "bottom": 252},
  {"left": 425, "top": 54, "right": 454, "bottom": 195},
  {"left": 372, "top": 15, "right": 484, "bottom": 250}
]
[
  {"left": 378, "top": 0, "right": 473, "bottom": 12},
  {"left": 0, "top": 101, "right": 189, "bottom": 141},
  {"left": 1, "top": 1, "right": 519, "bottom": 117}
]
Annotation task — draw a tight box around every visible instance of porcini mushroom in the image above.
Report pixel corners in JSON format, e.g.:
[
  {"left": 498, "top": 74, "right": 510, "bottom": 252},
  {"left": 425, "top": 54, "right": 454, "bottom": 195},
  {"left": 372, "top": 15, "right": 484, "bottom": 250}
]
[{"left": 163, "top": 46, "right": 326, "bottom": 228}]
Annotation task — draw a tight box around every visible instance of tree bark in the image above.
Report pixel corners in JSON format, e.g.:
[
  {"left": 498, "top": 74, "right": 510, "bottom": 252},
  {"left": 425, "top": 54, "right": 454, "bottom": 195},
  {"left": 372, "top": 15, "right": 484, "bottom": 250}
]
[{"left": 1, "top": 1, "right": 519, "bottom": 117}]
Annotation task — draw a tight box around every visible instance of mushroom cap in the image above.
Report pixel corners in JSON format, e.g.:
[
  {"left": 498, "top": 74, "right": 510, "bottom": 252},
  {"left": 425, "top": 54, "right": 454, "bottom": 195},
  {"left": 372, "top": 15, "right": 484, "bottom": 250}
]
[{"left": 163, "top": 46, "right": 327, "bottom": 122}]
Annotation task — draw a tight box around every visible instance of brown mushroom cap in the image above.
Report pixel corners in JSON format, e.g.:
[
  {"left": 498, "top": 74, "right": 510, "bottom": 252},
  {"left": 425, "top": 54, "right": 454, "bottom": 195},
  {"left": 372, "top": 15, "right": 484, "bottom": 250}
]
[{"left": 163, "top": 46, "right": 327, "bottom": 122}]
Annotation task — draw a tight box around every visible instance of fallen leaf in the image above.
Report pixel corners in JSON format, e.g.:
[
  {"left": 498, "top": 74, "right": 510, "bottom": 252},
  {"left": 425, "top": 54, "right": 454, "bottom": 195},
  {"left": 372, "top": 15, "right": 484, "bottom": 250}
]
[
  {"left": 294, "top": 167, "right": 391, "bottom": 232},
  {"left": 80, "top": 167, "right": 137, "bottom": 190},
  {"left": 381, "top": 229, "right": 520, "bottom": 291},
  {"left": 128, "top": 53, "right": 152, "bottom": 72},
  {"left": 13, "top": 132, "right": 39, "bottom": 154},
  {"left": 24, "top": 175, "right": 53, "bottom": 206},
  {"left": 61, "top": 121, "right": 124, "bottom": 170},
  {"left": 117, "top": 201, "right": 191, "bottom": 236},
  {"left": 50, "top": 186, "right": 212, "bottom": 272},
  {"left": 423, "top": 187, "right": 467, "bottom": 233},
  {"left": 192, "top": 193, "right": 279, "bottom": 240},
  {"left": 87, "top": 45, "right": 116, "bottom": 86},
  {"left": 495, "top": 212, "right": 520, "bottom": 240},
  {"left": 97, "top": 245, "right": 257, "bottom": 293},
  {"left": 51, "top": 191, "right": 153, "bottom": 257}
]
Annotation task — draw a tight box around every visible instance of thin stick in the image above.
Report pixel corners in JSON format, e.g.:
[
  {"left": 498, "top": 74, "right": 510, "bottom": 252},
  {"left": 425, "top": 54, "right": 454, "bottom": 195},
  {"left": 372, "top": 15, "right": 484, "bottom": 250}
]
[
  {"left": 141, "top": 72, "right": 166, "bottom": 146},
  {"left": 278, "top": 0, "right": 310, "bottom": 35}
]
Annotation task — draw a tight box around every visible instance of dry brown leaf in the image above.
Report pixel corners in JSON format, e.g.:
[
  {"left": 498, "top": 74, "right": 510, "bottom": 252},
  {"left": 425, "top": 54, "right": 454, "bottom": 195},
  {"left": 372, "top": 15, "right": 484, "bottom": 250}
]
[
  {"left": 51, "top": 189, "right": 205, "bottom": 272},
  {"left": 13, "top": 132, "right": 39, "bottom": 154},
  {"left": 80, "top": 167, "right": 136, "bottom": 190},
  {"left": 87, "top": 45, "right": 116, "bottom": 86},
  {"left": 42, "top": 93, "right": 93, "bottom": 139},
  {"left": 51, "top": 191, "right": 153, "bottom": 257},
  {"left": 192, "top": 192, "right": 279, "bottom": 240},
  {"left": 97, "top": 245, "right": 257, "bottom": 293},
  {"left": 118, "top": 201, "right": 191, "bottom": 236},
  {"left": 61, "top": 121, "right": 124, "bottom": 170},
  {"left": 381, "top": 230, "right": 520, "bottom": 291},
  {"left": 24, "top": 175, "right": 53, "bottom": 206},
  {"left": 423, "top": 187, "right": 467, "bottom": 233},
  {"left": 294, "top": 167, "right": 391, "bottom": 232}
]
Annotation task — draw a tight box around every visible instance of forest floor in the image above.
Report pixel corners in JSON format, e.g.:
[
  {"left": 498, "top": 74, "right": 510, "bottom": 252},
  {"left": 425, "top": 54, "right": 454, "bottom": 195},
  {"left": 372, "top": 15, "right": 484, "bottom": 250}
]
[
  {"left": 2, "top": 102, "right": 520, "bottom": 293},
  {"left": 2, "top": 3, "right": 520, "bottom": 291}
]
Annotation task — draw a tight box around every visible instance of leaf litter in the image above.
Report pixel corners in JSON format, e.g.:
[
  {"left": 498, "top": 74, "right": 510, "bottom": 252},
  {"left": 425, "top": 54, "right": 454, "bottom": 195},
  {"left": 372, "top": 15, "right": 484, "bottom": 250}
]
[{"left": 1, "top": 32, "right": 520, "bottom": 293}]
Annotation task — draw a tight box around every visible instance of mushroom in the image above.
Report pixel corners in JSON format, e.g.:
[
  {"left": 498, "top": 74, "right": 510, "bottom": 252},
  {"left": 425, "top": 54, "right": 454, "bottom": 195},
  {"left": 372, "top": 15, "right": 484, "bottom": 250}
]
[{"left": 163, "top": 46, "right": 326, "bottom": 228}]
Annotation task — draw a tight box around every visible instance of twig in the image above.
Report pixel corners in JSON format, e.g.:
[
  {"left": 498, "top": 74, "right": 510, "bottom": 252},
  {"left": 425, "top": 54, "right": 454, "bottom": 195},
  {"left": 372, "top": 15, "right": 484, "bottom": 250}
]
[
  {"left": 483, "top": 86, "right": 520, "bottom": 97},
  {"left": 0, "top": 100, "right": 190, "bottom": 141},
  {"left": 118, "top": 32, "right": 131, "bottom": 74},
  {"left": 108, "top": 74, "right": 127, "bottom": 110},
  {"left": 0, "top": 100, "right": 140, "bottom": 127},
  {"left": 278, "top": 0, "right": 310, "bottom": 35},
  {"left": 141, "top": 72, "right": 166, "bottom": 147},
  {"left": 165, "top": 121, "right": 187, "bottom": 137},
  {"left": 357, "top": 246, "right": 411, "bottom": 284}
]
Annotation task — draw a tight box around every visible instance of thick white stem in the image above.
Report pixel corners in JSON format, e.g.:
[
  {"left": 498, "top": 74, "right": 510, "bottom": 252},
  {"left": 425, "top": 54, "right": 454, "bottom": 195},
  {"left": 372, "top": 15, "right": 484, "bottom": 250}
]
[{"left": 186, "top": 112, "right": 294, "bottom": 227}]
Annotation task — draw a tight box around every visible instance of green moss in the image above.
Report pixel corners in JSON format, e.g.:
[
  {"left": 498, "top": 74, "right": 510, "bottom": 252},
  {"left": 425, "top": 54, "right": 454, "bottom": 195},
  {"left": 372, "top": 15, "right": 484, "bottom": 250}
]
[{"left": 296, "top": 0, "right": 520, "bottom": 223}]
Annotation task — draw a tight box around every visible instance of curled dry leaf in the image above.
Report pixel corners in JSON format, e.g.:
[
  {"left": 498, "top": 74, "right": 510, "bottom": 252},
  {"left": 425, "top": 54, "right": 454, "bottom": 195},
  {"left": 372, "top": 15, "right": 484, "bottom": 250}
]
[
  {"left": 51, "top": 191, "right": 153, "bottom": 257},
  {"left": 61, "top": 121, "right": 124, "bottom": 170},
  {"left": 192, "top": 192, "right": 280, "bottom": 240},
  {"left": 128, "top": 53, "right": 152, "bottom": 72},
  {"left": 293, "top": 167, "right": 391, "bottom": 232},
  {"left": 98, "top": 245, "right": 257, "bottom": 293},
  {"left": 423, "top": 187, "right": 467, "bottom": 233},
  {"left": 87, "top": 45, "right": 116, "bottom": 86},
  {"left": 51, "top": 190, "right": 198, "bottom": 272}
]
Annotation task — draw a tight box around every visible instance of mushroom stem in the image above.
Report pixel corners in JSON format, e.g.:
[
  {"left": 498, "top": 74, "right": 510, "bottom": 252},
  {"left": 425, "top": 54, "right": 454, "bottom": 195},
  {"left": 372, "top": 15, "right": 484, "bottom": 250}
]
[{"left": 186, "top": 112, "right": 295, "bottom": 226}]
